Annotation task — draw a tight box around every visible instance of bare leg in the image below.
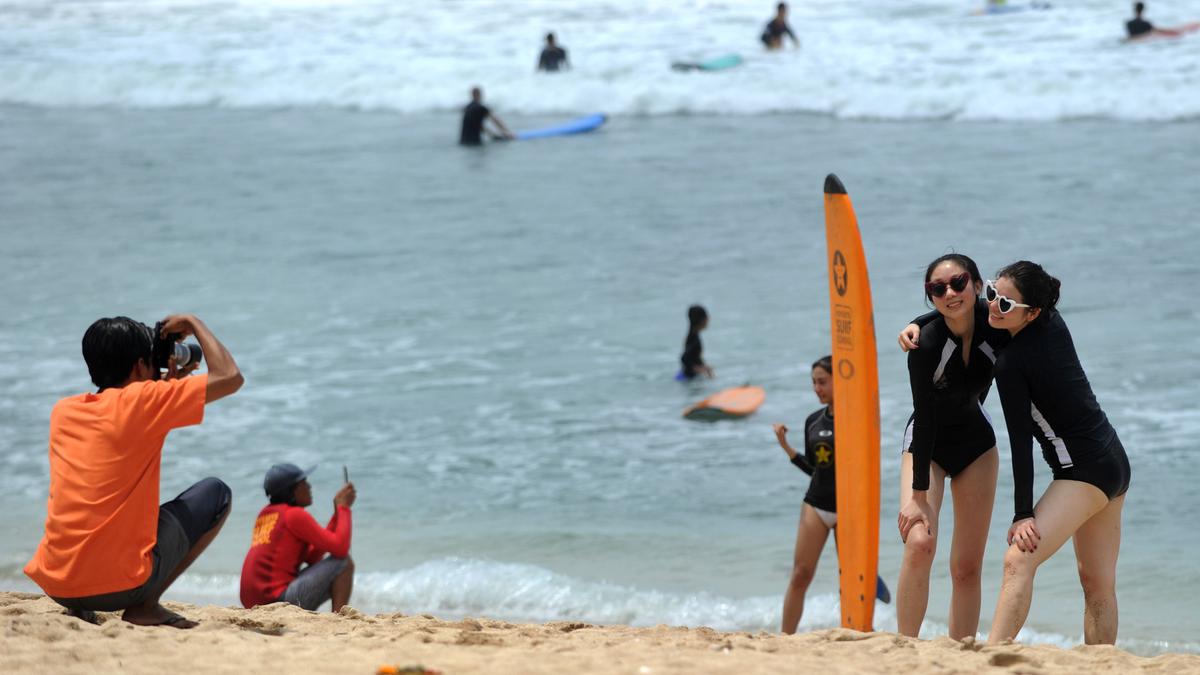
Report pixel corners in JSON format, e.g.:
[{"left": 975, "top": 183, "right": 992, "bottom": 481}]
[
  {"left": 987, "top": 481, "right": 1107, "bottom": 644},
  {"left": 330, "top": 557, "right": 356, "bottom": 612},
  {"left": 781, "top": 505, "right": 833, "bottom": 634},
  {"left": 896, "top": 453, "right": 947, "bottom": 637},
  {"left": 1073, "top": 494, "right": 1124, "bottom": 644},
  {"left": 123, "top": 505, "right": 230, "bottom": 628},
  {"left": 946, "top": 448, "right": 998, "bottom": 640}
]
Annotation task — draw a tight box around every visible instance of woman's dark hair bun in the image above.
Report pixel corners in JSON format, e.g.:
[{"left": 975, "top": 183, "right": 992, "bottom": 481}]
[{"left": 996, "top": 260, "right": 1060, "bottom": 313}]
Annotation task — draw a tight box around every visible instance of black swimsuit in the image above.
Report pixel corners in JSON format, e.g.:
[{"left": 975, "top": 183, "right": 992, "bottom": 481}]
[
  {"left": 791, "top": 406, "right": 836, "bottom": 512},
  {"left": 994, "top": 311, "right": 1131, "bottom": 521},
  {"left": 903, "top": 299, "right": 1009, "bottom": 487}
]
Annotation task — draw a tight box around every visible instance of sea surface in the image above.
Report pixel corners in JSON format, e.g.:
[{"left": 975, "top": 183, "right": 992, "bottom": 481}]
[{"left": 2, "top": 0, "right": 1200, "bottom": 657}]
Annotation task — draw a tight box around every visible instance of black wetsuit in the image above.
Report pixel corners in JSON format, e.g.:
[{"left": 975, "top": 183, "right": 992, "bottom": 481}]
[
  {"left": 460, "top": 101, "right": 490, "bottom": 146},
  {"left": 994, "top": 310, "right": 1131, "bottom": 522},
  {"left": 538, "top": 46, "right": 569, "bottom": 72},
  {"left": 1126, "top": 17, "right": 1154, "bottom": 37},
  {"left": 761, "top": 18, "right": 797, "bottom": 46},
  {"left": 791, "top": 406, "right": 837, "bottom": 512},
  {"left": 904, "top": 299, "right": 1010, "bottom": 488},
  {"left": 680, "top": 331, "right": 704, "bottom": 378}
]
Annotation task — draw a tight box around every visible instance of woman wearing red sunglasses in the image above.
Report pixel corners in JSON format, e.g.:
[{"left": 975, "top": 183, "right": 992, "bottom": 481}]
[
  {"left": 895, "top": 253, "right": 1011, "bottom": 640},
  {"left": 983, "top": 261, "right": 1130, "bottom": 645}
]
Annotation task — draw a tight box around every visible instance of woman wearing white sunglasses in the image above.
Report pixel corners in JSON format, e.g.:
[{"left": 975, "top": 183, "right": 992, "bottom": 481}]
[
  {"left": 983, "top": 261, "right": 1130, "bottom": 645},
  {"left": 894, "top": 253, "right": 1011, "bottom": 640}
]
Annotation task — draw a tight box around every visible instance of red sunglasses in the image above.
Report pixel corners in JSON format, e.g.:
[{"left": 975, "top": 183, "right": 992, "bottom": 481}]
[{"left": 924, "top": 272, "right": 972, "bottom": 298}]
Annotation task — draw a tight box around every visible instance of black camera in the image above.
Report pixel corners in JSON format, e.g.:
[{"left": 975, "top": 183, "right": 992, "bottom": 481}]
[{"left": 151, "top": 321, "right": 202, "bottom": 377}]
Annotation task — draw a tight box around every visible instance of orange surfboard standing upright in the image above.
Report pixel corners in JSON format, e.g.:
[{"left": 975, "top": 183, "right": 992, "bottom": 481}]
[{"left": 822, "top": 174, "right": 881, "bottom": 632}]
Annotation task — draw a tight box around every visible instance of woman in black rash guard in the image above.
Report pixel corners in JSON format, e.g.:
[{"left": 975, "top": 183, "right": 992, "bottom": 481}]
[
  {"left": 984, "top": 261, "right": 1130, "bottom": 645},
  {"left": 895, "top": 254, "right": 1009, "bottom": 640},
  {"left": 772, "top": 356, "right": 838, "bottom": 634}
]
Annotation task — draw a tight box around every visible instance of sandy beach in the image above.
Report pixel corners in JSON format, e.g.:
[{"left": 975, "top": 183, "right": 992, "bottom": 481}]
[{"left": 3, "top": 591, "right": 1197, "bottom": 675}]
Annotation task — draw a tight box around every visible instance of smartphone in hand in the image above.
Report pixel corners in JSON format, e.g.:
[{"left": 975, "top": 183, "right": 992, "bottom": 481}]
[{"left": 343, "top": 465, "right": 349, "bottom": 484}]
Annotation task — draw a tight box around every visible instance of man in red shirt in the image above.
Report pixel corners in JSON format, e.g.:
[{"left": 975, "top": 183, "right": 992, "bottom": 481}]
[
  {"left": 240, "top": 464, "right": 356, "bottom": 611},
  {"left": 25, "top": 314, "right": 244, "bottom": 628}
]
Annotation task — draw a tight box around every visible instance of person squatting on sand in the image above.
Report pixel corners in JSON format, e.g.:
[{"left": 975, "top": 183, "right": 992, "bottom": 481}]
[
  {"left": 24, "top": 314, "right": 243, "bottom": 628},
  {"left": 894, "top": 254, "right": 1008, "bottom": 639},
  {"left": 240, "top": 464, "right": 357, "bottom": 612},
  {"left": 983, "top": 262, "right": 1130, "bottom": 645}
]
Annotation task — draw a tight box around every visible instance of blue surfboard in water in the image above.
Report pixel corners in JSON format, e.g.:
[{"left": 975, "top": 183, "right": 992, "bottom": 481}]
[{"left": 514, "top": 114, "right": 607, "bottom": 141}]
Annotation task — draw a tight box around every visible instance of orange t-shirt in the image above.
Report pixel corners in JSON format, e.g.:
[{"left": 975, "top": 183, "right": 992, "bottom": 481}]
[{"left": 24, "top": 375, "right": 207, "bottom": 598}]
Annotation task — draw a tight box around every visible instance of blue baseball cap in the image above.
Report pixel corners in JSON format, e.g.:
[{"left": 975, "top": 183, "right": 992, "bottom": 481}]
[{"left": 263, "top": 463, "right": 317, "bottom": 500}]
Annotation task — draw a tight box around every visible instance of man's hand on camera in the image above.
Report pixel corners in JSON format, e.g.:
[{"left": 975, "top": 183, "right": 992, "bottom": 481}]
[
  {"left": 164, "top": 355, "right": 200, "bottom": 380},
  {"left": 157, "top": 314, "right": 196, "bottom": 339},
  {"left": 334, "top": 483, "right": 357, "bottom": 509}
]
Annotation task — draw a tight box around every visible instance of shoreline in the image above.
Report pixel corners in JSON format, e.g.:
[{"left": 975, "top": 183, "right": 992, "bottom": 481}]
[{"left": 4, "top": 592, "right": 1198, "bottom": 674}]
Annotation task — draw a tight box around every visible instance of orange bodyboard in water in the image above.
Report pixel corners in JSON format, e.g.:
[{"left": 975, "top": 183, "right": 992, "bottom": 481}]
[
  {"left": 682, "top": 385, "right": 766, "bottom": 421},
  {"left": 823, "top": 174, "right": 881, "bottom": 632}
]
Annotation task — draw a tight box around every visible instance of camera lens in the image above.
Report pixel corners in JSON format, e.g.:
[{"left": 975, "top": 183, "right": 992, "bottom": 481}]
[{"left": 173, "top": 342, "right": 203, "bottom": 368}]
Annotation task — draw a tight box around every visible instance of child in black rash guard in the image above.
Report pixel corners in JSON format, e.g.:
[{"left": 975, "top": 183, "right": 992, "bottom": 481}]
[{"left": 679, "top": 305, "right": 713, "bottom": 380}]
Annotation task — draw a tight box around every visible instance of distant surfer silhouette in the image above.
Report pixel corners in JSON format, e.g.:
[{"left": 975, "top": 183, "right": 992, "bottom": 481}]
[
  {"left": 679, "top": 305, "right": 713, "bottom": 380},
  {"left": 460, "top": 87, "right": 514, "bottom": 146},
  {"left": 1126, "top": 1, "right": 1200, "bottom": 39},
  {"left": 537, "top": 33, "right": 570, "bottom": 72},
  {"left": 761, "top": 2, "right": 799, "bottom": 50}
]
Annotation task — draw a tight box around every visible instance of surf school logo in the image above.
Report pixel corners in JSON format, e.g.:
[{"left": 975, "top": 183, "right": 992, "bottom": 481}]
[
  {"left": 815, "top": 442, "right": 833, "bottom": 467},
  {"left": 838, "top": 359, "right": 855, "bottom": 380},
  {"left": 832, "top": 250, "right": 848, "bottom": 297}
]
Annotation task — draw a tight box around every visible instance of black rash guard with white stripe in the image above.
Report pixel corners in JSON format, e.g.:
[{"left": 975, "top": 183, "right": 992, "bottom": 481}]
[
  {"left": 790, "top": 406, "right": 837, "bottom": 512},
  {"left": 907, "top": 299, "right": 1010, "bottom": 489},
  {"left": 993, "top": 310, "right": 1117, "bottom": 522}
]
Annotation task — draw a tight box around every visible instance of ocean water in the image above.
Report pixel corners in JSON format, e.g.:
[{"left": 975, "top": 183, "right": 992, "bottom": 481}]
[
  {"left": 2, "top": 0, "right": 1200, "bottom": 658},
  {"left": 2, "top": 0, "right": 1200, "bottom": 119}
]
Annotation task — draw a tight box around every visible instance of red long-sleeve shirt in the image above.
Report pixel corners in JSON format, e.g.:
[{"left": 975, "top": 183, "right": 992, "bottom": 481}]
[{"left": 239, "top": 503, "right": 352, "bottom": 608}]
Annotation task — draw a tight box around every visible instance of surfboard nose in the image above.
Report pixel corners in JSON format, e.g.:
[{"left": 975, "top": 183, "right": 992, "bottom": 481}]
[{"left": 824, "top": 174, "right": 847, "bottom": 195}]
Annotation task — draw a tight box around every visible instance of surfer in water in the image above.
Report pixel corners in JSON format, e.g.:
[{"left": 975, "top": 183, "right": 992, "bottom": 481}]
[
  {"left": 980, "top": 262, "right": 1130, "bottom": 645},
  {"left": 537, "top": 33, "right": 570, "bottom": 72},
  {"left": 774, "top": 355, "right": 889, "bottom": 633},
  {"left": 1125, "top": 2, "right": 1197, "bottom": 39},
  {"left": 459, "top": 87, "right": 514, "bottom": 146},
  {"left": 761, "top": 2, "right": 799, "bottom": 50},
  {"left": 894, "top": 254, "right": 1008, "bottom": 640},
  {"left": 679, "top": 305, "right": 713, "bottom": 380}
]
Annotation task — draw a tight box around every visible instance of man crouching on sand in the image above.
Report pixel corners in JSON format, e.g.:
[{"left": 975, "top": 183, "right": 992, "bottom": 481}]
[
  {"left": 24, "top": 314, "right": 244, "bottom": 628},
  {"left": 240, "top": 464, "right": 356, "bottom": 612}
]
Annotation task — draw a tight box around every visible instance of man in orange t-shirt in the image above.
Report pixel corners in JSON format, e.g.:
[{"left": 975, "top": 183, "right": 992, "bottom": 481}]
[{"left": 24, "top": 314, "right": 244, "bottom": 628}]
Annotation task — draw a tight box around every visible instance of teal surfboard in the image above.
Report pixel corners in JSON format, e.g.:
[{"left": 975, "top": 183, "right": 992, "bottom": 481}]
[{"left": 671, "top": 53, "right": 743, "bottom": 72}]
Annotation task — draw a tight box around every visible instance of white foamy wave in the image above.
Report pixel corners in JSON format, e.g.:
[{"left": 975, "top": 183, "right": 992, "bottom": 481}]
[
  {"left": 3, "top": 557, "right": 1196, "bottom": 655},
  {"left": 2, "top": 0, "right": 1200, "bottom": 120}
]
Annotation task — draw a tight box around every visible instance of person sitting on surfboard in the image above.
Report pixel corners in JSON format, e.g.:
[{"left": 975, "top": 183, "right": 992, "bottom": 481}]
[
  {"left": 761, "top": 2, "right": 799, "bottom": 50},
  {"left": 894, "top": 254, "right": 1009, "bottom": 640},
  {"left": 773, "top": 355, "right": 889, "bottom": 633},
  {"left": 537, "top": 33, "right": 570, "bottom": 72},
  {"left": 240, "top": 464, "right": 357, "bottom": 612},
  {"left": 460, "top": 87, "right": 514, "bottom": 146},
  {"left": 679, "top": 305, "right": 713, "bottom": 379}
]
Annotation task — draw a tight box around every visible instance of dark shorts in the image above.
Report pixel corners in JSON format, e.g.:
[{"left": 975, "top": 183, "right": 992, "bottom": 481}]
[
  {"left": 281, "top": 556, "right": 351, "bottom": 611},
  {"left": 51, "top": 477, "right": 231, "bottom": 613},
  {"left": 1053, "top": 435, "right": 1131, "bottom": 500},
  {"left": 902, "top": 409, "right": 997, "bottom": 478}
]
